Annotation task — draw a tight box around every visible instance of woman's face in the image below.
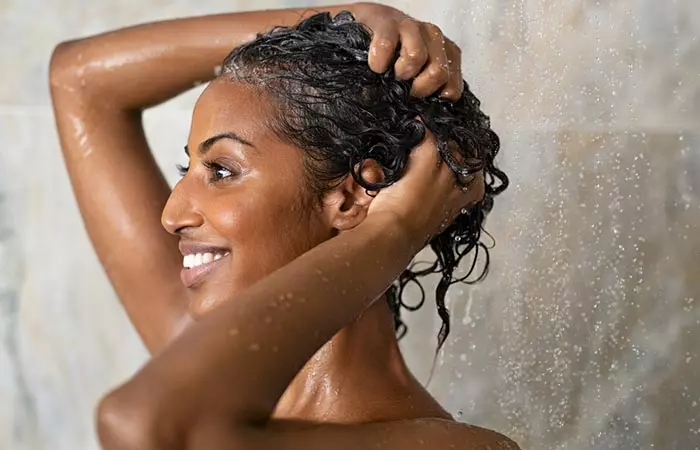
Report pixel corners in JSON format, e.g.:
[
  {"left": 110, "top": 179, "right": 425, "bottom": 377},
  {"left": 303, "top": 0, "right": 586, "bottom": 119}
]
[{"left": 161, "top": 80, "right": 333, "bottom": 318}]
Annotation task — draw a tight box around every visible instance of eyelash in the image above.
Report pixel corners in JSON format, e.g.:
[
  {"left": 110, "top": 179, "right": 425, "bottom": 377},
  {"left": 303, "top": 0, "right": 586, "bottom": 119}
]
[{"left": 176, "top": 161, "right": 236, "bottom": 183}]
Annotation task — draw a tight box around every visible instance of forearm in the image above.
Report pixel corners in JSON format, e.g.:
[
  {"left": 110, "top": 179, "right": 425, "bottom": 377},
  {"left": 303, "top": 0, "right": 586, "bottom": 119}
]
[
  {"left": 109, "top": 213, "right": 419, "bottom": 438},
  {"left": 50, "top": 3, "right": 369, "bottom": 110}
]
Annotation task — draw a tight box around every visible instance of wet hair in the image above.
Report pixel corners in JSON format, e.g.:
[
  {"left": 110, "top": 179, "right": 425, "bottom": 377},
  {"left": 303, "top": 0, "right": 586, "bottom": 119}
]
[{"left": 220, "top": 11, "right": 508, "bottom": 354}]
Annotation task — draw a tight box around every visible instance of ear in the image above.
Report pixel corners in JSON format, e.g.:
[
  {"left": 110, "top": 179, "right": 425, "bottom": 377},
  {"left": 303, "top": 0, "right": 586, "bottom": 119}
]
[{"left": 322, "top": 159, "right": 385, "bottom": 232}]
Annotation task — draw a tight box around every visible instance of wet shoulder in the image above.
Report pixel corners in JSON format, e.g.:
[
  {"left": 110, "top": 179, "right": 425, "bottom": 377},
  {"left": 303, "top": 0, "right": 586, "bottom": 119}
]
[{"left": 410, "top": 418, "right": 521, "bottom": 450}]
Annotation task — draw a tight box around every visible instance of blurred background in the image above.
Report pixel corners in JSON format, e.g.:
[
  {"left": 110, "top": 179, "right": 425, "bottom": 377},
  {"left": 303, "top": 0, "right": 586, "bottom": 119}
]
[{"left": 1, "top": 0, "right": 698, "bottom": 449}]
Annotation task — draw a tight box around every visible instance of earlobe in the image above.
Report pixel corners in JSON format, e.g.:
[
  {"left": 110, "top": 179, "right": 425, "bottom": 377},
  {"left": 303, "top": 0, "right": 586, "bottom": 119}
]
[
  {"left": 325, "top": 180, "right": 369, "bottom": 232},
  {"left": 333, "top": 204, "right": 368, "bottom": 231},
  {"left": 325, "top": 159, "right": 385, "bottom": 232}
]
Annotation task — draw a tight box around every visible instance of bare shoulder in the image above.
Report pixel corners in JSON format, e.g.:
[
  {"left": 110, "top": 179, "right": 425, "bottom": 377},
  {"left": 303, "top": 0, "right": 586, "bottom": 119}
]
[
  {"left": 447, "top": 420, "right": 521, "bottom": 449},
  {"left": 407, "top": 418, "right": 521, "bottom": 450},
  {"left": 241, "top": 416, "right": 522, "bottom": 450}
]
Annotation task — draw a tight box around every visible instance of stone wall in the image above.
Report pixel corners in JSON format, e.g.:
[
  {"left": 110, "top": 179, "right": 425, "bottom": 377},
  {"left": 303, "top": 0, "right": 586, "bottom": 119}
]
[{"left": 1, "top": 1, "right": 698, "bottom": 448}]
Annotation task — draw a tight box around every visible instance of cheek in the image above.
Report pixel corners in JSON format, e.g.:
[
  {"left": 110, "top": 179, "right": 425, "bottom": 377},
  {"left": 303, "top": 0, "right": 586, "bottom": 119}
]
[
  {"left": 213, "top": 180, "right": 322, "bottom": 247},
  {"left": 193, "top": 189, "right": 325, "bottom": 300},
  {"left": 189, "top": 199, "right": 325, "bottom": 320},
  {"left": 209, "top": 192, "right": 307, "bottom": 246}
]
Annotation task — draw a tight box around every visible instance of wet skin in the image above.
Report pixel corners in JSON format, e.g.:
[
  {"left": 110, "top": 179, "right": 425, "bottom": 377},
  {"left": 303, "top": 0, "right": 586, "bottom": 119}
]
[
  {"left": 161, "top": 81, "right": 330, "bottom": 318},
  {"left": 162, "top": 79, "right": 457, "bottom": 423},
  {"left": 49, "top": 3, "right": 517, "bottom": 449}
]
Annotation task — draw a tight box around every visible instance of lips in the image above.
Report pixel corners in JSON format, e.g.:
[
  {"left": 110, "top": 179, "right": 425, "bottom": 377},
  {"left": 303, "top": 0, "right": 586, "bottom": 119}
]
[
  {"left": 178, "top": 241, "right": 231, "bottom": 288},
  {"left": 180, "top": 252, "right": 230, "bottom": 288}
]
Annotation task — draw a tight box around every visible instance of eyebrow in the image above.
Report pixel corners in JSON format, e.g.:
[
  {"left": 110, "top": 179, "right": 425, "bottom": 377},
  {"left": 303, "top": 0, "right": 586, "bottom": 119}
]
[{"left": 184, "top": 132, "right": 256, "bottom": 156}]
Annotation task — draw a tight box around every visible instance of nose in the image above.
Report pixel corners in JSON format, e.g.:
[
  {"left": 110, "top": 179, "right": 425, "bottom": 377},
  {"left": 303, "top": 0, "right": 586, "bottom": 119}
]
[{"left": 161, "top": 178, "right": 204, "bottom": 235}]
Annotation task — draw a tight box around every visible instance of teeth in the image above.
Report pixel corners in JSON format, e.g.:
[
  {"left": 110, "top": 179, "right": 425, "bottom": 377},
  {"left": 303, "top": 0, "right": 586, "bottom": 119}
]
[{"left": 183, "top": 251, "right": 228, "bottom": 268}]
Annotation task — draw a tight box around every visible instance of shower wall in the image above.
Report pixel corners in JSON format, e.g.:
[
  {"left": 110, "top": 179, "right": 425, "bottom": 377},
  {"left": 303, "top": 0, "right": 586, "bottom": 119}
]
[{"left": 1, "top": 0, "right": 698, "bottom": 449}]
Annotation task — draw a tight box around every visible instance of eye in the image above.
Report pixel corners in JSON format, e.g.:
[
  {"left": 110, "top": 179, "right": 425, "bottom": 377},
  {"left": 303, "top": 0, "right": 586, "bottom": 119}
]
[
  {"left": 203, "top": 161, "right": 237, "bottom": 183},
  {"left": 212, "top": 165, "right": 232, "bottom": 180}
]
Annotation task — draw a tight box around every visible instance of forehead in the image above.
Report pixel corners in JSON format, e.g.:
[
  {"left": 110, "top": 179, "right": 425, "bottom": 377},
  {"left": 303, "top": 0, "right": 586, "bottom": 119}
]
[{"left": 189, "top": 80, "right": 277, "bottom": 151}]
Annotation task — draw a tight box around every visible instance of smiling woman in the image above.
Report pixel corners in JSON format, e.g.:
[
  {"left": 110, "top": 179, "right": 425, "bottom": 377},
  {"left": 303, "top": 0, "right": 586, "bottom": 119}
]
[
  {"left": 49, "top": 3, "right": 515, "bottom": 449},
  {"left": 162, "top": 81, "right": 330, "bottom": 309}
]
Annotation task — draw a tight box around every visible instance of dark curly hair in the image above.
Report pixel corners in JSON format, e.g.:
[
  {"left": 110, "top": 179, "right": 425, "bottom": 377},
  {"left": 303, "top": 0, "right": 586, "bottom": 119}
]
[{"left": 220, "top": 11, "right": 508, "bottom": 354}]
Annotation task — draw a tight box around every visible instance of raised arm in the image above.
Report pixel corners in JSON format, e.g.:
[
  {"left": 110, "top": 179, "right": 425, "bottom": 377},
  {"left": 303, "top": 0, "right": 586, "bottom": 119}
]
[
  {"left": 49, "top": 2, "right": 433, "bottom": 354},
  {"left": 95, "top": 132, "right": 503, "bottom": 450}
]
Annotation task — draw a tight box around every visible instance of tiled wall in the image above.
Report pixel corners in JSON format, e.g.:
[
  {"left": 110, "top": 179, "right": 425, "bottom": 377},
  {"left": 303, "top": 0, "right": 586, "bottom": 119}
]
[{"left": 1, "top": 1, "right": 698, "bottom": 449}]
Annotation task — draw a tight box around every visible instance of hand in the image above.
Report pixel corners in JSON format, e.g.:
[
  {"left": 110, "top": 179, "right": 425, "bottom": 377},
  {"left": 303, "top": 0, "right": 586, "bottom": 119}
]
[
  {"left": 367, "top": 129, "right": 485, "bottom": 247},
  {"left": 351, "top": 2, "right": 463, "bottom": 100}
]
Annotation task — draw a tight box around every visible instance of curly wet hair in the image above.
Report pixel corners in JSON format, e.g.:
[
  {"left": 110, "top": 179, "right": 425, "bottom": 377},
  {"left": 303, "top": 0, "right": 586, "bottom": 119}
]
[{"left": 220, "top": 11, "right": 508, "bottom": 354}]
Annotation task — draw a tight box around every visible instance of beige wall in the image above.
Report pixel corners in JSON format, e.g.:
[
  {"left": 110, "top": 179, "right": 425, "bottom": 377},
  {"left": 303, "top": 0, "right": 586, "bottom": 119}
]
[{"left": 1, "top": 1, "right": 698, "bottom": 449}]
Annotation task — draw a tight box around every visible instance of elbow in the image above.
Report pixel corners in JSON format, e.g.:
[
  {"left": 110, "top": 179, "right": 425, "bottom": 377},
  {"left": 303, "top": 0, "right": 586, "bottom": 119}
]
[
  {"left": 97, "top": 380, "right": 253, "bottom": 450},
  {"left": 49, "top": 41, "right": 77, "bottom": 87},
  {"left": 96, "top": 384, "right": 171, "bottom": 450},
  {"left": 49, "top": 40, "right": 91, "bottom": 99}
]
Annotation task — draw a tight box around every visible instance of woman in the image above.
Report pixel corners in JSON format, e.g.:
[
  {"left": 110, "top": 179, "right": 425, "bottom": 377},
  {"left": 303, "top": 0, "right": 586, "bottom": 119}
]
[{"left": 50, "top": 2, "right": 515, "bottom": 449}]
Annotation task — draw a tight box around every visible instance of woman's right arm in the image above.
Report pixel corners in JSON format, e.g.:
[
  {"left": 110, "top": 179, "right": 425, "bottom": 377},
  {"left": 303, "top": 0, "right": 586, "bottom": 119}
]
[{"left": 48, "top": 4, "right": 375, "bottom": 354}]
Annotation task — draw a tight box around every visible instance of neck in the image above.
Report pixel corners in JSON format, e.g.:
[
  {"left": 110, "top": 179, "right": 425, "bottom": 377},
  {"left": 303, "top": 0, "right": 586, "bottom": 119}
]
[{"left": 272, "top": 294, "right": 417, "bottom": 422}]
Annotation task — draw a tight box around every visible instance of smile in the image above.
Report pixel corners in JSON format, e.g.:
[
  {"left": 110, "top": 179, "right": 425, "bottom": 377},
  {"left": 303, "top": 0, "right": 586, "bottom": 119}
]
[{"left": 180, "top": 251, "right": 230, "bottom": 288}]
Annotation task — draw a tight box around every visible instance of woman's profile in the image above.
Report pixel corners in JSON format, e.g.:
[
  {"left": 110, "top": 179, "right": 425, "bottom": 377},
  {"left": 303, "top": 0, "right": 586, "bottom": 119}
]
[{"left": 49, "top": 3, "right": 515, "bottom": 449}]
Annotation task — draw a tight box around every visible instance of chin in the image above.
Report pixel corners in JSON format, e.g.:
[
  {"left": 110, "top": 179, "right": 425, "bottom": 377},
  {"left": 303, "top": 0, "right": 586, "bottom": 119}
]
[
  {"left": 187, "top": 277, "right": 250, "bottom": 320},
  {"left": 187, "top": 292, "right": 227, "bottom": 320}
]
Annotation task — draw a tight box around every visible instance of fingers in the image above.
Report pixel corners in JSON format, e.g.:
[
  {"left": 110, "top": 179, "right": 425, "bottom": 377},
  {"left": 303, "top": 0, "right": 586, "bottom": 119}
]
[
  {"left": 406, "top": 127, "right": 442, "bottom": 177},
  {"left": 393, "top": 20, "right": 428, "bottom": 80},
  {"left": 403, "top": 128, "right": 485, "bottom": 236},
  {"left": 438, "top": 144, "right": 485, "bottom": 219},
  {"left": 440, "top": 39, "right": 464, "bottom": 101},
  {"left": 368, "top": 22, "right": 400, "bottom": 73},
  {"left": 366, "top": 14, "right": 464, "bottom": 101},
  {"left": 410, "top": 23, "right": 450, "bottom": 98},
  {"left": 468, "top": 171, "right": 486, "bottom": 205}
]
